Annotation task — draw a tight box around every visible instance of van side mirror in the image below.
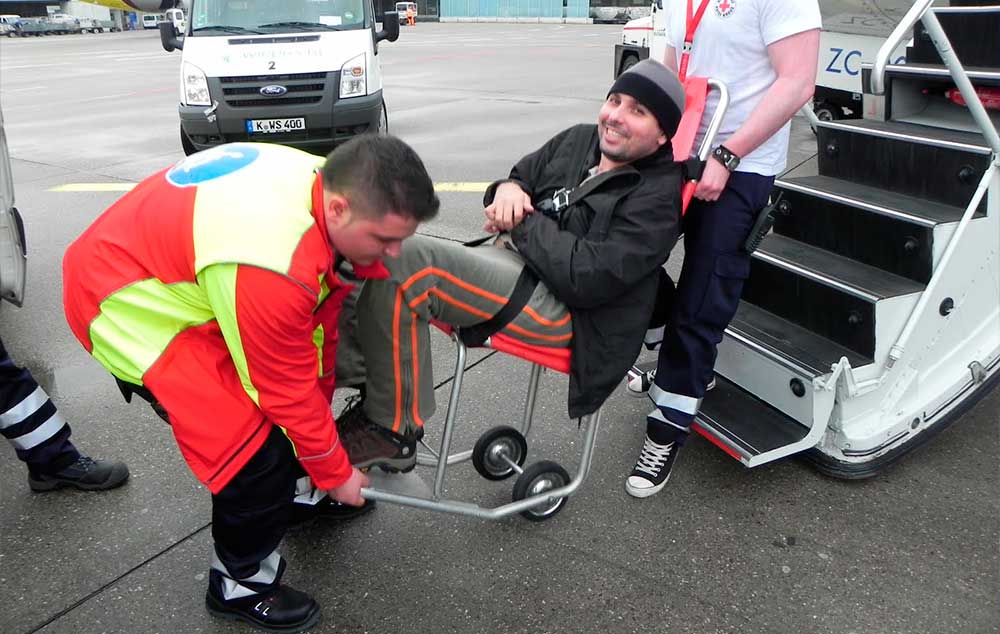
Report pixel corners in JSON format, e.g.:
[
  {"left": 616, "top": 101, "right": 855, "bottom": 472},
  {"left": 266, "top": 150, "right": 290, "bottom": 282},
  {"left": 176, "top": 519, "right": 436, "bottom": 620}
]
[
  {"left": 159, "top": 20, "right": 183, "bottom": 52},
  {"left": 376, "top": 12, "right": 399, "bottom": 43}
]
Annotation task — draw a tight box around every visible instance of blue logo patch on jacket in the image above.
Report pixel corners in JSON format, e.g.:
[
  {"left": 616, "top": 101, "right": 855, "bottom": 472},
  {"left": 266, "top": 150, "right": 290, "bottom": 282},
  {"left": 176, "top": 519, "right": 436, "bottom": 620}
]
[{"left": 167, "top": 144, "right": 260, "bottom": 187}]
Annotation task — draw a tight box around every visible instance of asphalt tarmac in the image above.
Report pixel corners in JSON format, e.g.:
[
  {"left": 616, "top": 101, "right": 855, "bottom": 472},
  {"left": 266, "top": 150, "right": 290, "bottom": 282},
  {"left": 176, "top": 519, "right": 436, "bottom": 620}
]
[{"left": 0, "top": 24, "right": 997, "bottom": 634}]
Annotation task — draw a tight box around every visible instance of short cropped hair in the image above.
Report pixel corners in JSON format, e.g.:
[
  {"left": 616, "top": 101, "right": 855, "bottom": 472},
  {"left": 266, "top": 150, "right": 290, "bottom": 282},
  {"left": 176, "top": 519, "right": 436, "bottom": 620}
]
[{"left": 321, "top": 135, "right": 440, "bottom": 222}]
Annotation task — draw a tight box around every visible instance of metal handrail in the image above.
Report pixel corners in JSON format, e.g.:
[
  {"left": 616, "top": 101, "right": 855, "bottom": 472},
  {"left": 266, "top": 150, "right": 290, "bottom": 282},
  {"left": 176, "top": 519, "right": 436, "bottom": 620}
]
[
  {"left": 871, "top": 0, "right": 934, "bottom": 96},
  {"left": 870, "top": 2, "right": 1000, "bottom": 152},
  {"left": 920, "top": 10, "right": 1000, "bottom": 154}
]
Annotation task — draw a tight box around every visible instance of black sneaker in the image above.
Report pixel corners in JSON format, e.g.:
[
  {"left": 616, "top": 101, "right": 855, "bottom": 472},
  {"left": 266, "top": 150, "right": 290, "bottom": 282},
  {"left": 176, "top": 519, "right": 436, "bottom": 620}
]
[
  {"left": 290, "top": 496, "right": 376, "bottom": 527},
  {"left": 206, "top": 584, "right": 320, "bottom": 633},
  {"left": 28, "top": 455, "right": 130, "bottom": 492},
  {"left": 336, "top": 398, "right": 421, "bottom": 473},
  {"left": 625, "top": 435, "right": 680, "bottom": 498}
]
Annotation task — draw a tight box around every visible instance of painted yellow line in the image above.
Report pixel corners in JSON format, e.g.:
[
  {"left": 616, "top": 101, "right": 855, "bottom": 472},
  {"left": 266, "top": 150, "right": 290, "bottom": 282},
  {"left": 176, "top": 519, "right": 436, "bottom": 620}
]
[
  {"left": 433, "top": 182, "right": 491, "bottom": 193},
  {"left": 52, "top": 182, "right": 492, "bottom": 193},
  {"left": 51, "top": 183, "right": 136, "bottom": 192}
]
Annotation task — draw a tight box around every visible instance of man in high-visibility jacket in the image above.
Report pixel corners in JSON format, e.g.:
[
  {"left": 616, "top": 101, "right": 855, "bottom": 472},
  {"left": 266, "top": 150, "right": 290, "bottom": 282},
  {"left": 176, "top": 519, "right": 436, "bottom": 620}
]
[{"left": 62, "top": 136, "right": 439, "bottom": 633}]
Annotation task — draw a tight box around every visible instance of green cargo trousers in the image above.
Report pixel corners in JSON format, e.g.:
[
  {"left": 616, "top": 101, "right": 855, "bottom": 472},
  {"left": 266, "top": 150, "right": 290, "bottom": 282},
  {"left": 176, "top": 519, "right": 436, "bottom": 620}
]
[{"left": 357, "top": 234, "right": 572, "bottom": 436}]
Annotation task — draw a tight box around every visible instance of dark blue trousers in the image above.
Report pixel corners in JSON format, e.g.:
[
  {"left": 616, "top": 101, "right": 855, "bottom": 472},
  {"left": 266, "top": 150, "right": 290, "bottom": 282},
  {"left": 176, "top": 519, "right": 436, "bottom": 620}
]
[
  {"left": 0, "top": 337, "right": 79, "bottom": 475},
  {"left": 649, "top": 171, "right": 774, "bottom": 441}
]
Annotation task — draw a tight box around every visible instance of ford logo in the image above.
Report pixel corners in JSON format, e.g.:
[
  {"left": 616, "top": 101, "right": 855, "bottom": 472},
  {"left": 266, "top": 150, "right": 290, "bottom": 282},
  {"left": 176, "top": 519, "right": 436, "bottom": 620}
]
[{"left": 260, "top": 85, "right": 288, "bottom": 97}]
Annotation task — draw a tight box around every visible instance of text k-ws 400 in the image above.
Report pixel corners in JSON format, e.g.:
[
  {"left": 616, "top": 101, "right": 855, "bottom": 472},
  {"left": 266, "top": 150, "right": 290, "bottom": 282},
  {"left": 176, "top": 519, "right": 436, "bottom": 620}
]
[{"left": 246, "top": 117, "right": 306, "bottom": 134}]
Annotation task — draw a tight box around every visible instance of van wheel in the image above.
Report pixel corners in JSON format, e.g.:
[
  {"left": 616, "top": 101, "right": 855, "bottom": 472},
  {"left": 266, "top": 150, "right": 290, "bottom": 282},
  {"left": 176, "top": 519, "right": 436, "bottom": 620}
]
[
  {"left": 376, "top": 100, "right": 388, "bottom": 135},
  {"left": 620, "top": 54, "right": 639, "bottom": 74},
  {"left": 813, "top": 101, "right": 841, "bottom": 122},
  {"left": 180, "top": 126, "right": 197, "bottom": 156}
]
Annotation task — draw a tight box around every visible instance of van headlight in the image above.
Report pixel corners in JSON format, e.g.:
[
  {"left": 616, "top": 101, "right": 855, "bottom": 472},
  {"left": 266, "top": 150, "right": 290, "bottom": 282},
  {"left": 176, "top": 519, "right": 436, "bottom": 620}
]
[
  {"left": 340, "top": 54, "right": 366, "bottom": 98},
  {"left": 182, "top": 62, "right": 211, "bottom": 106}
]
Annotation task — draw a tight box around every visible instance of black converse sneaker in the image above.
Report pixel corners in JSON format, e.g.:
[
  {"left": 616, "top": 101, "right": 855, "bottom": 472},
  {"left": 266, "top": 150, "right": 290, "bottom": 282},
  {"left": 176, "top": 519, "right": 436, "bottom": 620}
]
[
  {"left": 625, "top": 435, "right": 680, "bottom": 498},
  {"left": 625, "top": 366, "right": 716, "bottom": 398}
]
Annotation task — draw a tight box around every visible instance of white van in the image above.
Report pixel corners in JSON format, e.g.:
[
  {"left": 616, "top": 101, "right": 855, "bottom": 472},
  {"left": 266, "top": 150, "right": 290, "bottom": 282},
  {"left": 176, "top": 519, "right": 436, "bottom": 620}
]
[
  {"left": 0, "top": 106, "right": 27, "bottom": 307},
  {"left": 142, "top": 13, "right": 165, "bottom": 29},
  {"left": 395, "top": 2, "right": 417, "bottom": 24},
  {"left": 0, "top": 14, "right": 20, "bottom": 36},
  {"left": 165, "top": 8, "right": 185, "bottom": 33},
  {"left": 160, "top": 0, "right": 399, "bottom": 155}
]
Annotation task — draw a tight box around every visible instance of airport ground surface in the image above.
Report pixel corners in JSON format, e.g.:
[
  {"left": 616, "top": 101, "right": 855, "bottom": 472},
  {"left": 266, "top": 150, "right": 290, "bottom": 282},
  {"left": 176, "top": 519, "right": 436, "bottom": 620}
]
[{"left": 0, "top": 24, "right": 997, "bottom": 634}]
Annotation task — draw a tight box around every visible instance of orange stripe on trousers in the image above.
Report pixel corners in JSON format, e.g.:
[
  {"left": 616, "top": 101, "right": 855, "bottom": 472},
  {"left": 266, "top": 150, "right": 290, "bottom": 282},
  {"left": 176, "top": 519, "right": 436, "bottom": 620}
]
[{"left": 401, "top": 267, "right": 569, "bottom": 329}]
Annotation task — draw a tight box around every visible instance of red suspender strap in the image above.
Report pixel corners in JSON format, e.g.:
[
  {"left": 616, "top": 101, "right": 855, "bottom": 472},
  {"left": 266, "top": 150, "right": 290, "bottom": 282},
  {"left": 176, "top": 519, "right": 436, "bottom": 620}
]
[{"left": 679, "top": 0, "right": 711, "bottom": 82}]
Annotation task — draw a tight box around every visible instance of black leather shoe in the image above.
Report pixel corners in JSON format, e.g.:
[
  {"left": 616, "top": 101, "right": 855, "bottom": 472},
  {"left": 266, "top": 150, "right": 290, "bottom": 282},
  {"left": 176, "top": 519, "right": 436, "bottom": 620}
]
[
  {"left": 290, "top": 496, "right": 376, "bottom": 527},
  {"left": 28, "top": 455, "right": 130, "bottom": 492},
  {"left": 206, "top": 584, "right": 321, "bottom": 633}
]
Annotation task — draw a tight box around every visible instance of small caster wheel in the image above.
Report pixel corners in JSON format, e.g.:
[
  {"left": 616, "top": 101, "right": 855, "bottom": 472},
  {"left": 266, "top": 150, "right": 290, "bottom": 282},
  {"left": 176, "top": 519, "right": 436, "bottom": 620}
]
[
  {"left": 473, "top": 425, "right": 527, "bottom": 481},
  {"left": 512, "top": 460, "right": 570, "bottom": 522}
]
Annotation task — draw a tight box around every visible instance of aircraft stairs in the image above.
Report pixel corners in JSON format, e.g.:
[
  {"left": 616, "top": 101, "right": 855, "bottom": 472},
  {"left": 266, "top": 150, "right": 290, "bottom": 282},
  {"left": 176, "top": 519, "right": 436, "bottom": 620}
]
[{"left": 690, "top": 0, "right": 1000, "bottom": 477}]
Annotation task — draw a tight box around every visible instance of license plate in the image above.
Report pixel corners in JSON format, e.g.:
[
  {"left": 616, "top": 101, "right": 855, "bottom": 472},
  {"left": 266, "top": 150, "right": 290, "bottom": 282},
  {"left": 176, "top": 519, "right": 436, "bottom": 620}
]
[{"left": 246, "top": 117, "right": 306, "bottom": 134}]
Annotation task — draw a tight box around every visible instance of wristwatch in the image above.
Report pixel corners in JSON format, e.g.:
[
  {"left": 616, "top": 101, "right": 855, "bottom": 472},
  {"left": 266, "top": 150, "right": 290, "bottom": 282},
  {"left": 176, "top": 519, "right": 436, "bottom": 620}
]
[{"left": 712, "top": 145, "right": 741, "bottom": 172}]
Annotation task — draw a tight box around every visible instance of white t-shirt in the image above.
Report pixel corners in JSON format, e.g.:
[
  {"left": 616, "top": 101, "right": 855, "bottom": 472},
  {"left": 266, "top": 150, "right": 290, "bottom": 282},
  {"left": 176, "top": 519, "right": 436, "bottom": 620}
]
[{"left": 665, "top": 0, "right": 821, "bottom": 175}]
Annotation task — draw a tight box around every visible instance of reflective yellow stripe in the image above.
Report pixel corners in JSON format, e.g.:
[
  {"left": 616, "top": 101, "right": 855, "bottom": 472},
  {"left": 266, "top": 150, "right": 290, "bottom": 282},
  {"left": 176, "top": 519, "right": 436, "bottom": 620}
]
[
  {"left": 198, "top": 265, "right": 259, "bottom": 406},
  {"left": 312, "top": 274, "right": 331, "bottom": 376},
  {"left": 312, "top": 323, "right": 324, "bottom": 375},
  {"left": 192, "top": 145, "right": 323, "bottom": 277},
  {"left": 89, "top": 279, "right": 214, "bottom": 384}
]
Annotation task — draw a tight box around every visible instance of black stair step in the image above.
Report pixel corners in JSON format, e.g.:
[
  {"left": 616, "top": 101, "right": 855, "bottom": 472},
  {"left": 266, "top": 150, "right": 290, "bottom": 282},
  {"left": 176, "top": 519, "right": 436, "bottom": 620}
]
[
  {"left": 910, "top": 8, "right": 1000, "bottom": 68},
  {"left": 698, "top": 374, "right": 809, "bottom": 457},
  {"left": 773, "top": 175, "right": 975, "bottom": 284},
  {"left": 818, "top": 118, "right": 993, "bottom": 153},
  {"left": 884, "top": 63, "right": 1000, "bottom": 87},
  {"left": 816, "top": 120, "right": 992, "bottom": 210},
  {"left": 776, "top": 174, "right": 970, "bottom": 225},
  {"left": 744, "top": 257, "right": 874, "bottom": 358},
  {"left": 754, "top": 234, "right": 926, "bottom": 301},
  {"left": 729, "top": 301, "right": 873, "bottom": 377},
  {"left": 743, "top": 236, "right": 925, "bottom": 358}
]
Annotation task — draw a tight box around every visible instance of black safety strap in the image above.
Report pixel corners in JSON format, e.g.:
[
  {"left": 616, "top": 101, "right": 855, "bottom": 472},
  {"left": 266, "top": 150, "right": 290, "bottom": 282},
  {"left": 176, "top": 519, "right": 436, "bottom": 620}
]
[
  {"left": 538, "top": 168, "right": 626, "bottom": 219},
  {"left": 457, "top": 266, "right": 540, "bottom": 347},
  {"left": 462, "top": 234, "right": 496, "bottom": 247}
]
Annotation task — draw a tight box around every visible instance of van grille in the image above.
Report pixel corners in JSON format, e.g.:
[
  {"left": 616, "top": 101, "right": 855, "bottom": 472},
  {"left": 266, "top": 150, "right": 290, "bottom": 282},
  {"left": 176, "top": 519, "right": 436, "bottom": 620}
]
[{"left": 219, "top": 72, "right": 329, "bottom": 108}]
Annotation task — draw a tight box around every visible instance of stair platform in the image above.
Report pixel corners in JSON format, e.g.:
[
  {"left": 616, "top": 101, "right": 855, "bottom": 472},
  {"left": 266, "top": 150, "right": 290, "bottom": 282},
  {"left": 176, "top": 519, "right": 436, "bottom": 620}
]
[
  {"left": 696, "top": 375, "right": 810, "bottom": 458},
  {"left": 754, "top": 234, "right": 925, "bottom": 302},
  {"left": 775, "top": 174, "right": 973, "bottom": 226},
  {"left": 728, "top": 301, "right": 872, "bottom": 377}
]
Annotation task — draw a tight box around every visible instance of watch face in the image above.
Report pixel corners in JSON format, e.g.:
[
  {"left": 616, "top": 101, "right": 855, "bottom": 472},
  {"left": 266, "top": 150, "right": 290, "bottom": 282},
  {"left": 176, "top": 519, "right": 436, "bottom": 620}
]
[{"left": 714, "top": 147, "right": 738, "bottom": 170}]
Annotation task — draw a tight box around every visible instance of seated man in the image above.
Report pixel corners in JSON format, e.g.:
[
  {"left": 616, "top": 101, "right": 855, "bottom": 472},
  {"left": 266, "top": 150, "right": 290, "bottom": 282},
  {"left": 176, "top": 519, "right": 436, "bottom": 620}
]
[{"left": 337, "top": 60, "right": 687, "bottom": 471}]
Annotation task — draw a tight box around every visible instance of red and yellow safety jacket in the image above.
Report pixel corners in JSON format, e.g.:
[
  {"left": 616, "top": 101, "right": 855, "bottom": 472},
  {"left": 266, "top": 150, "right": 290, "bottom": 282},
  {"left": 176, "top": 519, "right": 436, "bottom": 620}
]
[{"left": 62, "top": 143, "right": 388, "bottom": 493}]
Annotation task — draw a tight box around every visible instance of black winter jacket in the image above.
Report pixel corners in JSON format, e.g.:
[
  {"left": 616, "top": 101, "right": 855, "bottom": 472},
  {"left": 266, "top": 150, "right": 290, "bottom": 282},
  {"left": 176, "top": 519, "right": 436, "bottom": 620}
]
[{"left": 483, "top": 124, "right": 682, "bottom": 418}]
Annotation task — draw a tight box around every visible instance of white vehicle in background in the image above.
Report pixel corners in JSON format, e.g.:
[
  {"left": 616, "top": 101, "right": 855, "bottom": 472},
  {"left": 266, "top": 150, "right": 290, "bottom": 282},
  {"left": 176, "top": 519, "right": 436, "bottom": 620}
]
[
  {"left": 614, "top": 0, "right": 906, "bottom": 120},
  {"left": 165, "top": 7, "right": 186, "bottom": 33},
  {"left": 0, "top": 106, "right": 27, "bottom": 308},
  {"left": 159, "top": 0, "right": 399, "bottom": 155},
  {"left": 142, "top": 13, "right": 165, "bottom": 29},
  {"left": 0, "top": 14, "right": 20, "bottom": 36},
  {"left": 395, "top": 2, "right": 417, "bottom": 24}
]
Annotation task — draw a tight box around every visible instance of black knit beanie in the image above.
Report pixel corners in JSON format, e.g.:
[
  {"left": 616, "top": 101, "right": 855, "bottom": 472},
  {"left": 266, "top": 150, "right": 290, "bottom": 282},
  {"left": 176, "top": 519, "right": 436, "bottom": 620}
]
[{"left": 608, "top": 59, "right": 686, "bottom": 137}]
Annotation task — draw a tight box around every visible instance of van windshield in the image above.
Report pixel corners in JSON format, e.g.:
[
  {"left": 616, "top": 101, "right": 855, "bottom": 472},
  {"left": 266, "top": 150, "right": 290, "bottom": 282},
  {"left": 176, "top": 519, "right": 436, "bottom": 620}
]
[{"left": 190, "top": 0, "right": 369, "bottom": 35}]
